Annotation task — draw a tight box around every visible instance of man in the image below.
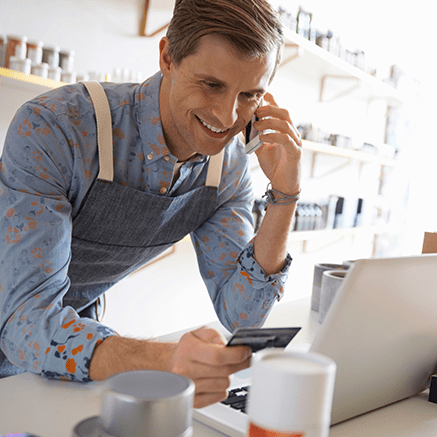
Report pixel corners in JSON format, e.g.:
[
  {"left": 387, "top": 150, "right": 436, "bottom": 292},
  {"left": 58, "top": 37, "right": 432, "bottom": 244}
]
[{"left": 0, "top": 0, "right": 301, "bottom": 408}]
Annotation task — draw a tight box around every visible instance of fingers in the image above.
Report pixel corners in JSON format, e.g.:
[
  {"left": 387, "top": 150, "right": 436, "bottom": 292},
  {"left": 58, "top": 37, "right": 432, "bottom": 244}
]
[
  {"left": 255, "top": 98, "right": 302, "bottom": 150},
  {"left": 262, "top": 91, "right": 276, "bottom": 106},
  {"left": 194, "top": 391, "right": 228, "bottom": 409},
  {"left": 182, "top": 328, "right": 252, "bottom": 366},
  {"left": 171, "top": 327, "right": 252, "bottom": 408},
  {"left": 194, "top": 376, "right": 230, "bottom": 408},
  {"left": 191, "top": 325, "right": 227, "bottom": 346}
]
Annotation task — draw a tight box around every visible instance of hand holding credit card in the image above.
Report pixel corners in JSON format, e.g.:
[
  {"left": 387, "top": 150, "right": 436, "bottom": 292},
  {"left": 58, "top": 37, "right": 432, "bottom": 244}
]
[{"left": 226, "top": 327, "right": 301, "bottom": 353}]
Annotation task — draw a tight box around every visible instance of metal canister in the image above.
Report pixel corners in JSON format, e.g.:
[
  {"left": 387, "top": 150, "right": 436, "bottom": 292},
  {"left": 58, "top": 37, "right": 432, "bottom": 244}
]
[{"left": 72, "top": 370, "right": 195, "bottom": 437}]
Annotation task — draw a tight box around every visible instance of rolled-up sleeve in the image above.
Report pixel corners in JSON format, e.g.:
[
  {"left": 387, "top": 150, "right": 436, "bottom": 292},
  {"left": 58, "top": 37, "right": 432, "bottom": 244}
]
[
  {"left": 0, "top": 102, "right": 116, "bottom": 381},
  {"left": 191, "top": 144, "right": 292, "bottom": 333}
]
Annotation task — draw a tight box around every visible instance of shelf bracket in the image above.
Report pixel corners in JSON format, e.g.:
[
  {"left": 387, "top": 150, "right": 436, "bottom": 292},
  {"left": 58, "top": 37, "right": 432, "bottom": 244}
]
[
  {"left": 310, "top": 151, "right": 352, "bottom": 178},
  {"left": 140, "top": 0, "right": 171, "bottom": 37},
  {"left": 319, "top": 75, "right": 361, "bottom": 103},
  {"left": 280, "top": 42, "right": 304, "bottom": 67}
]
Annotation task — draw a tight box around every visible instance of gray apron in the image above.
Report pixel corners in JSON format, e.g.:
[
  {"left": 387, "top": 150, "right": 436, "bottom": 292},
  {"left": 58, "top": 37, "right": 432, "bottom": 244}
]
[
  {"left": 65, "top": 81, "right": 224, "bottom": 319},
  {"left": 0, "top": 81, "right": 224, "bottom": 378}
]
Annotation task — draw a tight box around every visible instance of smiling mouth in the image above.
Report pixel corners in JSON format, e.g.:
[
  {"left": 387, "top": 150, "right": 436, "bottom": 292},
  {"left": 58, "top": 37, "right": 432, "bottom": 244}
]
[{"left": 196, "top": 115, "right": 230, "bottom": 134}]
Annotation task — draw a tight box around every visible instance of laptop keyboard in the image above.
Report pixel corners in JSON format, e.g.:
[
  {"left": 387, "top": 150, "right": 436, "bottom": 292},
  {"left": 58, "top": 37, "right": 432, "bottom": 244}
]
[{"left": 220, "top": 386, "right": 250, "bottom": 413}]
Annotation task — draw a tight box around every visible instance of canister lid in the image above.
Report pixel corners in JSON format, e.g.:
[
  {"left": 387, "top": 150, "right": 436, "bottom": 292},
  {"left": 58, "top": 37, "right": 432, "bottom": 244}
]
[{"left": 72, "top": 370, "right": 195, "bottom": 437}]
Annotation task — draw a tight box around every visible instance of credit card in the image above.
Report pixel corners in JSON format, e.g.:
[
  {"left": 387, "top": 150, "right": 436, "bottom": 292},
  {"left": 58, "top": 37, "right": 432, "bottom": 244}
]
[{"left": 226, "top": 327, "right": 301, "bottom": 353}]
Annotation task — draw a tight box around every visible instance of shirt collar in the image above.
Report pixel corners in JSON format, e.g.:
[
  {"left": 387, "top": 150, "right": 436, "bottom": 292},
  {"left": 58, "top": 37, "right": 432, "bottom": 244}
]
[{"left": 136, "top": 71, "right": 173, "bottom": 165}]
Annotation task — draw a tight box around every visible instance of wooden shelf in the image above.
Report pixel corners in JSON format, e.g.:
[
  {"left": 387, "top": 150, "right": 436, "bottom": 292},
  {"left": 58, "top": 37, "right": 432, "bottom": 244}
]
[
  {"left": 289, "top": 223, "right": 404, "bottom": 242},
  {"left": 302, "top": 140, "right": 397, "bottom": 167},
  {"left": 0, "top": 67, "right": 66, "bottom": 93},
  {"left": 281, "top": 29, "right": 404, "bottom": 104}
]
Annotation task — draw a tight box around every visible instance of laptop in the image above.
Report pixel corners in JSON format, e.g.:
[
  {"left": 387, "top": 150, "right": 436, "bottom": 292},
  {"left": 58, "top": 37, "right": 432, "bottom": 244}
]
[{"left": 193, "top": 254, "right": 437, "bottom": 436}]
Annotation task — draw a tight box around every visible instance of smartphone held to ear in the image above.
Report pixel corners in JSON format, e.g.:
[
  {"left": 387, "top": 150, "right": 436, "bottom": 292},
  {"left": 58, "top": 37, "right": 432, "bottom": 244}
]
[{"left": 245, "top": 114, "right": 263, "bottom": 155}]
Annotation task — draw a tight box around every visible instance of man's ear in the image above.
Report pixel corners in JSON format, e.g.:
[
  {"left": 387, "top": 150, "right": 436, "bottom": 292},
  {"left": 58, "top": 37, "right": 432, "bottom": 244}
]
[{"left": 159, "top": 37, "right": 173, "bottom": 78}]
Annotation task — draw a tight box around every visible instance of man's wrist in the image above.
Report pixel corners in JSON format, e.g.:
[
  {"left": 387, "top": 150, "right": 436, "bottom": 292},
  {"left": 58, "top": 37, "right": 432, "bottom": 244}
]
[{"left": 89, "top": 335, "right": 177, "bottom": 381}]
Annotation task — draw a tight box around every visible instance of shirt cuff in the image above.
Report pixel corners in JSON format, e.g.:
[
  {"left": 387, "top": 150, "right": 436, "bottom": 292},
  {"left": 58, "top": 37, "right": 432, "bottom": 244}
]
[
  {"left": 40, "top": 318, "right": 117, "bottom": 382},
  {"left": 238, "top": 240, "right": 292, "bottom": 300}
]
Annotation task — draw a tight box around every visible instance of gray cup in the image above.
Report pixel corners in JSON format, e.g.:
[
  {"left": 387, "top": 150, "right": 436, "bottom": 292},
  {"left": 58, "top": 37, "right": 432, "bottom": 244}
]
[
  {"left": 72, "top": 370, "right": 195, "bottom": 437},
  {"left": 312, "top": 263, "right": 349, "bottom": 311},
  {"left": 319, "top": 270, "right": 348, "bottom": 323}
]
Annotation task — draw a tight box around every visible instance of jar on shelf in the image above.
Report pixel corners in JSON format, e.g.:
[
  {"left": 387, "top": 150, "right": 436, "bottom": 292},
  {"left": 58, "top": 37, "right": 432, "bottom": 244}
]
[
  {"left": 9, "top": 56, "right": 31, "bottom": 75},
  {"left": 76, "top": 73, "right": 89, "bottom": 82},
  {"left": 31, "top": 62, "right": 49, "bottom": 79},
  {"left": 42, "top": 45, "right": 60, "bottom": 68},
  {"left": 5, "top": 35, "right": 28, "bottom": 68},
  {"left": 48, "top": 65, "right": 62, "bottom": 82},
  {"left": 59, "top": 49, "right": 75, "bottom": 73},
  {"left": 61, "top": 71, "right": 77, "bottom": 84},
  {"left": 27, "top": 40, "right": 43, "bottom": 66},
  {"left": 0, "top": 35, "right": 7, "bottom": 68}
]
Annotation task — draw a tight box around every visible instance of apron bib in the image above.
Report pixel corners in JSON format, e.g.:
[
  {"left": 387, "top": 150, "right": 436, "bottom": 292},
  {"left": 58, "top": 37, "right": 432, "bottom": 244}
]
[{"left": 66, "top": 81, "right": 224, "bottom": 317}]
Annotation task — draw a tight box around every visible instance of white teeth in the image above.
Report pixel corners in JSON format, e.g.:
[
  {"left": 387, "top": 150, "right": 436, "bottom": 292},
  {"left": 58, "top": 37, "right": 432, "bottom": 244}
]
[{"left": 198, "top": 117, "right": 228, "bottom": 133}]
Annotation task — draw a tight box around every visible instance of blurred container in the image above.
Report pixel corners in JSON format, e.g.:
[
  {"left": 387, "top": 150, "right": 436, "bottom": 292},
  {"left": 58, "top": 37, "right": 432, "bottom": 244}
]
[
  {"left": 61, "top": 71, "right": 77, "bottom": 83},
  {"left": 42, "top": 45, "right": 60, "bottom": 68},
  {"left": 0, "top": 35, "right": 7, "bottom": 67},
  {"left": 319, "top": 270, "right": 347, "bottom": 323},
  {"left": 312, "top": 263, "right": 349, "bottom": 312},
  {"left": 48, "top": 65, "right": 62, "bottom": 81},
  {"left": 59, "top": 49, "right": 75, "bottom": 72},
  {"left": 31, "top": 62, "right": 49, "bottom": 79},
  {"left": 248, "top": 349, "right": 336, "bottom": 437},
  {"left": 9, "top": 56, "right": 31, "bottom": 74},
  {"left": 6, "top": 35, "right": 27, "bottom": 67},
  {"left": 76, "top": 73, "right": 89, "bottom": 82},
  {"left": 27, "top": 40, "right": 43, "bottom": 66}
]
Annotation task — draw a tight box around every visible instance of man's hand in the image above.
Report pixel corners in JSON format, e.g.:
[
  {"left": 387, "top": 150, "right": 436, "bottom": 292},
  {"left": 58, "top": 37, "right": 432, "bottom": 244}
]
[
  {"left": 171, "top": 326, "right": 252, "bottom": 408},
  {"left": 254, "top": 92, "right": 302, "bottom": 196},
  {"left": 89, "top": 327, "right": 251, "bottom": 409}
]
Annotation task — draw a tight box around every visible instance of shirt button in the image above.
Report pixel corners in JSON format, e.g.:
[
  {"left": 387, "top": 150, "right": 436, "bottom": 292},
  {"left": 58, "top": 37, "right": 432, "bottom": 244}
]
[
  {"left": 147, "top": 153, "right": 153, "bottom": 160},
  {"left": 163, "top": 155, "right": 170, "bottom": 162},
  {"left": 160, "top": 187, "right": 167, "bottom": 194}
]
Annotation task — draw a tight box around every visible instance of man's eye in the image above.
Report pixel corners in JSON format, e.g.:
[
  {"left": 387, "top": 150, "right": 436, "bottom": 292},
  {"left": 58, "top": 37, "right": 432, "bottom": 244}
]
[
  {"left": 204, "top": 82, "right": 220, "bottom": 89},
  {"left": 242, "top": 92, "right": 259, "bottom": 101}
]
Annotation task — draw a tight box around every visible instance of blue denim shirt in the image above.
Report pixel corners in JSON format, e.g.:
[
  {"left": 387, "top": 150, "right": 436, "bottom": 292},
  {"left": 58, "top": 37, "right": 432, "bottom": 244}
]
[{"left": 0, "top": 72, "right": 291, "bottom": 382}]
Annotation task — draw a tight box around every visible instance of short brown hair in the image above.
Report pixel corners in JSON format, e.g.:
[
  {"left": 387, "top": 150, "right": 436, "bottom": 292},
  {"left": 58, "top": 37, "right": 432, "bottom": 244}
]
[{"left": 166, "top": 0, "right": 283, "bottom": 80}]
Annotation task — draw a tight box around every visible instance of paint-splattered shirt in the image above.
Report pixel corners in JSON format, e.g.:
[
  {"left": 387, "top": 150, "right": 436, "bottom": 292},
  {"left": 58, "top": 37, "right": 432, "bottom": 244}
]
[{"left": 0, "top": 71, "right": 291, "bottom": 382}]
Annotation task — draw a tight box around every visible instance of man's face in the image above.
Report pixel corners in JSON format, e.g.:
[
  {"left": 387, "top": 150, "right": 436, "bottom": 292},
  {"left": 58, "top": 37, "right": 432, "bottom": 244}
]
[{"left": 159, "top": 34, "right": 276, "bottom": 161}]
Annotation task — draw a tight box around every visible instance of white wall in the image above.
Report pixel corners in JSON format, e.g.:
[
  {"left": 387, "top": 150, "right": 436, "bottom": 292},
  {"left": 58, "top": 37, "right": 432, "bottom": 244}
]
[{"left": 1, "top": 0, "right": 436, "bottom": 337}]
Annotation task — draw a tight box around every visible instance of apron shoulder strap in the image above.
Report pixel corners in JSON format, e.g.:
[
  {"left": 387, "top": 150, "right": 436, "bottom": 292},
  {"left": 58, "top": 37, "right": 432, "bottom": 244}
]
[
  {"left": 82, "top": 81, "right": 114, "bottom": 182},
  {"left": 82, "top": 80, "right": 225, "bottom": 188},
  {"left": 205, "top": 148, "right": 224, "bottom": 188}
]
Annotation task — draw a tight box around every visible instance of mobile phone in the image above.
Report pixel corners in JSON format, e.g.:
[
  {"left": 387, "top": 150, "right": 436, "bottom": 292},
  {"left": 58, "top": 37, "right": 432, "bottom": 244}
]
[
  {"left": 226, "top": 327, "right": 301, "bottom": 353},
  {"left": 244, "top": 114, "right": 263, "bottom": 155}
]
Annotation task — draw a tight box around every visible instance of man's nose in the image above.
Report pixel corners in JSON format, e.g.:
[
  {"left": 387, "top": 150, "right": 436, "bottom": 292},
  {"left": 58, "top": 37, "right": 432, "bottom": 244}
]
[{"left": 211, "top": 94, "right": 239, "bottom": 128}]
